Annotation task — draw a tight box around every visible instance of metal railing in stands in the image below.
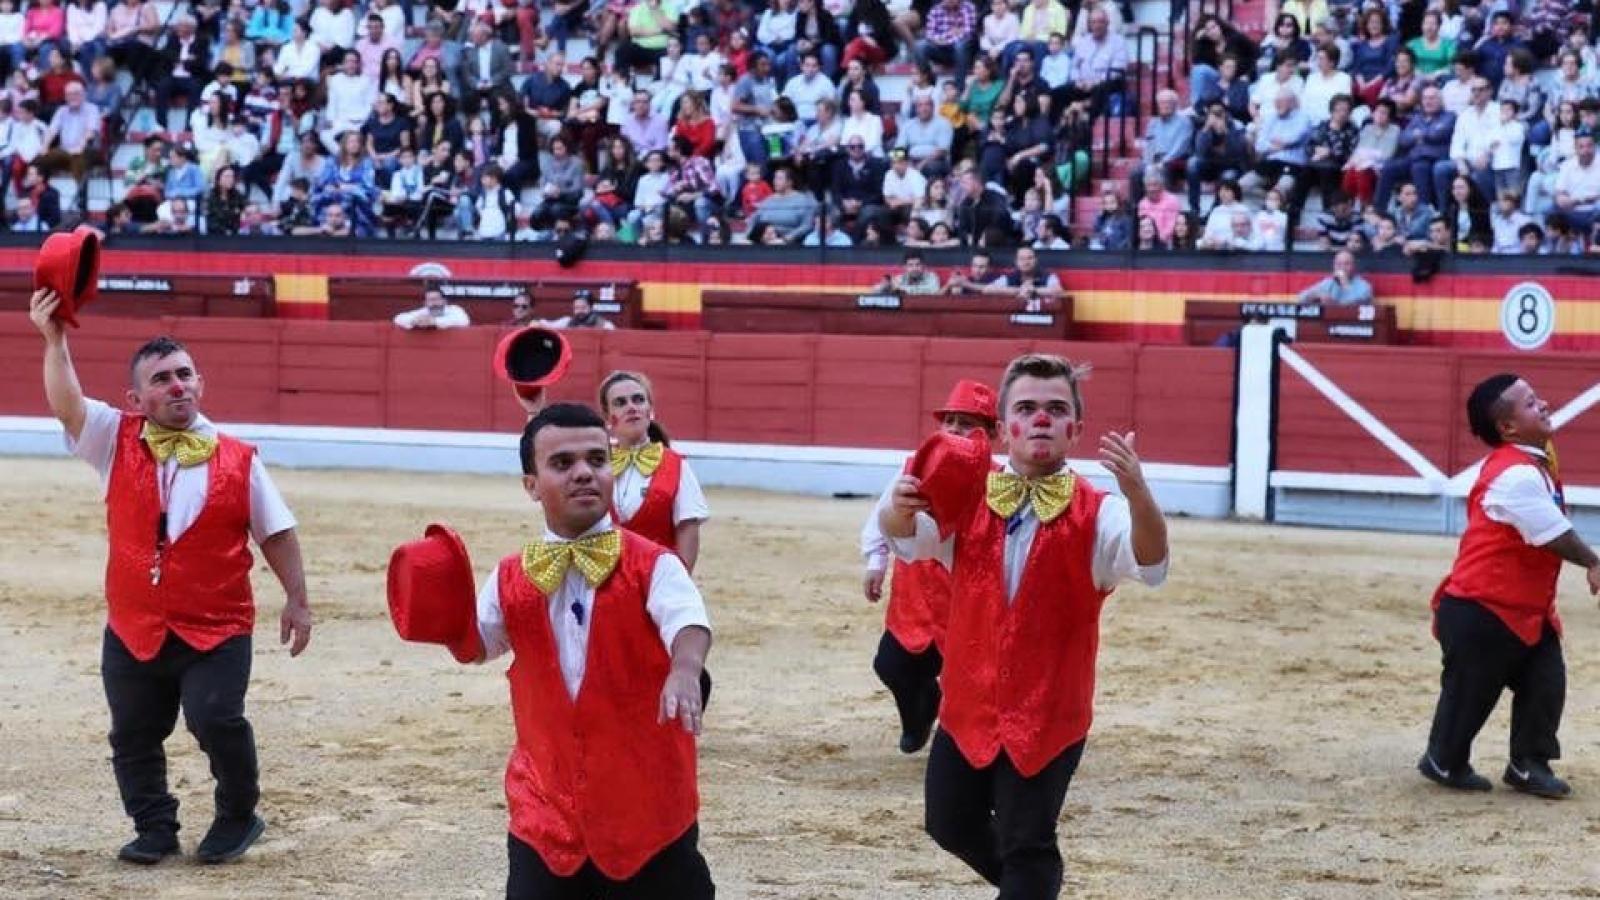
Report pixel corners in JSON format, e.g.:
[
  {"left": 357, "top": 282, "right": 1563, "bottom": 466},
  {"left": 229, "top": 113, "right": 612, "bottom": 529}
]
[
  {"left": 1133, "top": 26, "right": 1157, "bottom": 138},
  {"left": 94, "top": 1, "right": 189, "bottom": 223}
]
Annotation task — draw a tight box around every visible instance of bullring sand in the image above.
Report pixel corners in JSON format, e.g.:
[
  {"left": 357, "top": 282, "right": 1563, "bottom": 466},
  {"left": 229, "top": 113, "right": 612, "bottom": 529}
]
[{"left": 2, "top": 459, "right": 1599, "bottom": 899}]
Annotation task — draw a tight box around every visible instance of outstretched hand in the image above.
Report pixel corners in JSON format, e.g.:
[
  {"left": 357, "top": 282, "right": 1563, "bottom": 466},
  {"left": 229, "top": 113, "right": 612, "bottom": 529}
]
[
  {"left": 1588, "top": 565, "right": 1600, "bottom": 599},
  {"left": 888, "top": 475, "right": 929, "bottom": 517},
  {"left": 1099, "top": 431, "right": 1149, "bottom": 496}
]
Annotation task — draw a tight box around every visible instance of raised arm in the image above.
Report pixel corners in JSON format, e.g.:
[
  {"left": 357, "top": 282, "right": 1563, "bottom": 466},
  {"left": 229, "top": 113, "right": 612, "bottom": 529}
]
[
  {"left": 1100, "top": 431, "right": 1167, "bottom": 566},
  {"left": 28, "top": 288, "right": 88, "bottom": 441}
]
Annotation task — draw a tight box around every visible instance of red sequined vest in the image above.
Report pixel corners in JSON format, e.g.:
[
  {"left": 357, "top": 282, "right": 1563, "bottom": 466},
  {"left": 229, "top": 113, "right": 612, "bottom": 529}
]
[
  {"left": 940, "top": 474, "right": 1110, "bottom": 777},
  {"left": 104, "top": 413, "right": 256, "bottom": 661},
  {"left": 498, "top": 530, "right": 699, "bottom": 879}
]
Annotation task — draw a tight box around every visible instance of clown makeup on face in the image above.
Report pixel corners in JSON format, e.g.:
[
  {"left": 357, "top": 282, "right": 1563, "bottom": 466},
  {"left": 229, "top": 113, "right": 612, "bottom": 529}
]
[
  {"left": 999, "top": 369, "right": 1084, "bottom": 477},
  {"left": 601, "top": 375, "right": 654, "bottom": 447},
  {"left": 522, "top": 411, "right": 615, "bottom": 539},
  {"left": 127, "top": 339, "right": 204, "bottom": 430}
]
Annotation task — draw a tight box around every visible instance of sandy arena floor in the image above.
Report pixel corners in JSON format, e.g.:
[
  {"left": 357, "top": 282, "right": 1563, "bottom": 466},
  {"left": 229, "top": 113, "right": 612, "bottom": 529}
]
[{"left": 2, "top": 458, "right": 1600, "bottom": 899}]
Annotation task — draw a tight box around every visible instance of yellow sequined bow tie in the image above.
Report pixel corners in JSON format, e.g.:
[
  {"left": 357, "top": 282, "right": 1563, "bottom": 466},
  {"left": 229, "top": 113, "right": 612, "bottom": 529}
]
[
  {"left": 1544, "top": 440, "right": 1560, "bottom": 481},
  {"left": 523, "top": 529, "right": 622, "bottom": 594},
  {"left": 986, "top": 471, "right": 1076, "bottom": 525},
  {"left": 142, "top": 422, "right": 217, "bottom": 467},
  {"left": 610, "top": 442, "right": 664, "bottom": 477}
]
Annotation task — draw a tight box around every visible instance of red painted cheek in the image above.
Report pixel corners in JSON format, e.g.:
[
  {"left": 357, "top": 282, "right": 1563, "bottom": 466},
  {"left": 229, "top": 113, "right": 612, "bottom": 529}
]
[{"left": 1008, "top": 422, "right": 1022, "bottom": 439}]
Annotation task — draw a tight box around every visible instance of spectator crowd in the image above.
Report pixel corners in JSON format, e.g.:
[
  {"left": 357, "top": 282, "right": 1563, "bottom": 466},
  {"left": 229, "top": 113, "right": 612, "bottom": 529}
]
[{"left": 0, "top": 0, "right": 1593, "bottom": 256}]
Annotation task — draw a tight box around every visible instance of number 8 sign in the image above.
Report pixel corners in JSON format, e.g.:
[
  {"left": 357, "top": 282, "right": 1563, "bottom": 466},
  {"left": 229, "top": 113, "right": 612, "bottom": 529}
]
[{"left": 1500, "top": 282, "right": 1556, "bottom": 351}]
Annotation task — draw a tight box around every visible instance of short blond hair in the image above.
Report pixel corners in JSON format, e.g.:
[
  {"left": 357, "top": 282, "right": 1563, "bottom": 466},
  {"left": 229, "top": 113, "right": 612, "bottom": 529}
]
[{"left": 998, "top": 354, "right": 1091, "bottom": 419}]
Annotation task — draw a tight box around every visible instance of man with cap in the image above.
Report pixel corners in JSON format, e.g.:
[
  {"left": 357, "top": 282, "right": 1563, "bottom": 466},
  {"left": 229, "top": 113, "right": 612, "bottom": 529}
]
[
  {"left": 861, "top": 379, "right": 997, "bottom": 752},
  {"left": 879, "top": 353, "right": 1168, "bottom": 897},
  {"left": 540, "top": 289, "right": 617, "bottom": 330},
  {"left": 389, "top": 402, "right": 714, "bottom": 897},
  {"left": 27, "top": 286, "right": 312, "bottom": 865},
  {"left": 1419, "top": 373, "right": 1600, "bottom": 798}
]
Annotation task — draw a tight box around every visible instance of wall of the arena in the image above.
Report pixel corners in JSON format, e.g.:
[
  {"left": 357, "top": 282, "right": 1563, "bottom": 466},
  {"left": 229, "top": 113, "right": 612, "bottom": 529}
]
[
  {"left": 1275, "top": 345, "right": 1600, "bottom": 484},
  {"left": 0, "top": 314, "right": 1235, "bottom": 463},
  {"left": 0, "top": 240, "right": 1597, "bottom": 349}
]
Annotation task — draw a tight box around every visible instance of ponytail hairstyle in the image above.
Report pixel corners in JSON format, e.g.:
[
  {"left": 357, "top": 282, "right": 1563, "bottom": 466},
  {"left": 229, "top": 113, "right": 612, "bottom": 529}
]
[{"left": 598, "top": 369, "right": 671, "bottom": 446}]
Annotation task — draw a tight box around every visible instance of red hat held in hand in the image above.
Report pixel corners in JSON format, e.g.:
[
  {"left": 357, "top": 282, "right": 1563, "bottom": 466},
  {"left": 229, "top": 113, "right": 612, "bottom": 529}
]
[
  {"left": 33, "top": 226, "right": 100, "bottom": 327},
  {"left": 909, "top": 429, "right": 993, "bottom": 537},
  {"left": 387, "top": 524, "right": 484, "bottom": 664},
  {"left": 493, "top": 326, "right": 573, "bottom": 400},
  {"left": 932, "top": 379, "right": 998, "bottom": 425}
]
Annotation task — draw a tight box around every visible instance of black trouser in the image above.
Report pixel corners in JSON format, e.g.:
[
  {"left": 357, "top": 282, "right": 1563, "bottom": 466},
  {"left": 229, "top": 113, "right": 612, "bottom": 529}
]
[
  {"left": 507, "top": 824, "right": 715, "bottom": 899},
  {"left": 873, "top": 631, "right": 941, "bottom": 740},
  {"left": 925, "top": 730, "right": 1085, "bottom": 899},
  {"left": 1425, "top": 595, "right": 1564, "bottom": 774},
  {"left": 101, "top": 629, "right": 259, "bottom": 837}
]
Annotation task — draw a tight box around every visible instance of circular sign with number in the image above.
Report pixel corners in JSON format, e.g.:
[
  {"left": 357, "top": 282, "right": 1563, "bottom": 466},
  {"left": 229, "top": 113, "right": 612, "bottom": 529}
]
[{"left": 1500, "top": 282, "right": 1555, "bottom": 351}]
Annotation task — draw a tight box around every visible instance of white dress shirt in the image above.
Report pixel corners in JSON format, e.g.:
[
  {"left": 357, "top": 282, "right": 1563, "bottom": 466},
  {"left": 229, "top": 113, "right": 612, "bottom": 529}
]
[
  {"left": 475, "top": 519, "right": 712, "bottom": 698},
  {"left": 889, "top": 463, "right": 1169, "bottom": 600},
  {"left": 68, "top": 399, "right": 297, "bottom": 545},
  {"left": 392, "top": 303, "right": 471, "bottom": 329},
  {"left": 1482, "top": 446, "right": 1571, "bottom": 546},
  {"left": 273, "top": 39, "right": 322, "bottom": 81},
  {"left": 613, "top": 448, "right": 710, "bottom": 525},
  {"left": 1450, "top": 101, "right": 1499, "bottom": 163}
]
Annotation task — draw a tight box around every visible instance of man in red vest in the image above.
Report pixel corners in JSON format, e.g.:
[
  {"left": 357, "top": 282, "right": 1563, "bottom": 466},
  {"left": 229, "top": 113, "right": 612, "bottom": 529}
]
[
  {"left": 476, "top": 402, "right": 714, "bottom": 898},
  {"left": 879, "top": 353, "right": 1169, "bottom": 898},
  {"left": 1420, "top": 373, "right": 1600, "bottom": 799},
  {"left": 28, "top": 289, "right": 312, "bottom": 865},
  {"left": 860, "top": 379, "right": 997, "bottom": 753}
]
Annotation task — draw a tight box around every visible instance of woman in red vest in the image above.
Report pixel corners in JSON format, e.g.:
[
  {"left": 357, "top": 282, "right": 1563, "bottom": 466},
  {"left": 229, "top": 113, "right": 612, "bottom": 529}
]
[
  {"left": 599, "top": 370, "right": 710, "bottom": 571},
  {"left": 860, "top": 378, "right": 997, "bottom": 754},
  {"left": 28, "top": 287, "right": 313, "bottom": 867},
  {"left": 475, "top": 403, "right": 714, "bottom": 897},
  {"left": 1420, "top": 373, "right": 1600, "bottom": 799},
  {"left": 879, "top": 353, "right": 1169, "bottom": 898}
]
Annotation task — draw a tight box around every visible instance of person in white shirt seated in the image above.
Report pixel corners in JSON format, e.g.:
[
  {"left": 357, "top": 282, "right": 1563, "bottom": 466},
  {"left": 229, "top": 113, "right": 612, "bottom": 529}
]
[{"left": 393, "top": 284, "right": 472, "bottom": 330}]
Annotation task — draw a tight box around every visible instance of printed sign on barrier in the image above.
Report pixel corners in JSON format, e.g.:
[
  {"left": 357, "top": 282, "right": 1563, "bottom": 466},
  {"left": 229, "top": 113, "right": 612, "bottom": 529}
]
[{"left": 1500, "top": 282, "right": 1555, "bottom": 351}]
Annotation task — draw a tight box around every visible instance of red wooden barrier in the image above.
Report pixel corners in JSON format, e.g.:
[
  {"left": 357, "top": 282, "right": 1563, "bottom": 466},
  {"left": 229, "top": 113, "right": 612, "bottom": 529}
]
[
  {"left": 1276, "top": 345, "right": 1600, "bottom": 483},
  {"left": 0, "top": 314, "right": 1238, "bottom": 465}
]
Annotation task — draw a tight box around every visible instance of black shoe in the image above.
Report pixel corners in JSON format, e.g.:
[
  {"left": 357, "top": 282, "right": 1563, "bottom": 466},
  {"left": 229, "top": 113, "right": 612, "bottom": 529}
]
[
  {"left": 1503, "top": 759, "right": 1571, "bottom": 799},
  {"left": 1417, "top": 754, "right": 1492, "bottom": 792},
  {"left": 195, "top": 815, "right": 265, "bottom": 864},
  {"left": 118, "top": 831, "right": 180, "bottom": 865}
]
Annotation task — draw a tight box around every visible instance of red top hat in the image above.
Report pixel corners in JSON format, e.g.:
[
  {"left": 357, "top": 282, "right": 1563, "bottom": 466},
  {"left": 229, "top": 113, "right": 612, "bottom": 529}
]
[
  {"left": 493, "top": 326, "right": 573, "bottom": 399},
  {"left": 908, "top": 429, "right": 993, "bottom": 537},
  {"left": 386, "top": 523, "right": 484, "bottom": 664},
  {"left": 932, "top": 379, "right": 998, "bottom": 425},
  {"left": 33, "top": 226, "right": 100, "bottom": 328}
]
